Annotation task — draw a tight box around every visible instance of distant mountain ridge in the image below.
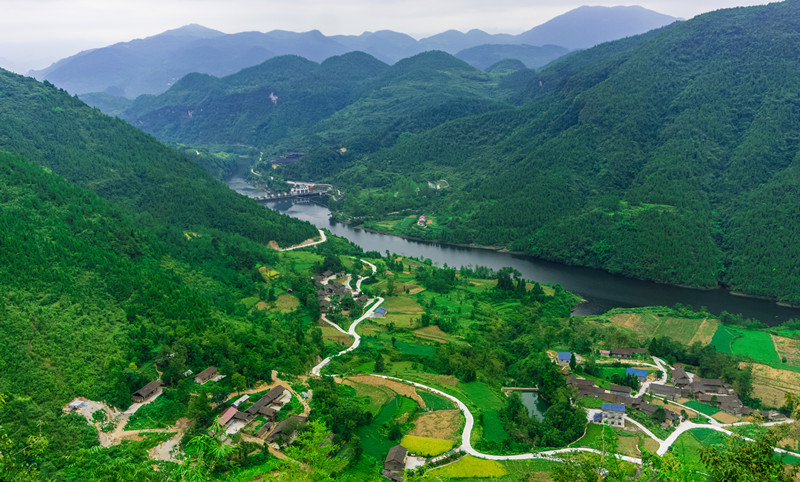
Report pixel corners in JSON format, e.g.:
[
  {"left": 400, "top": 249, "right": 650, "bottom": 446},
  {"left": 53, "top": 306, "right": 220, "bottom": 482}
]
[{"left": 30, "top": 6, "right": 678, "bottom": 98}]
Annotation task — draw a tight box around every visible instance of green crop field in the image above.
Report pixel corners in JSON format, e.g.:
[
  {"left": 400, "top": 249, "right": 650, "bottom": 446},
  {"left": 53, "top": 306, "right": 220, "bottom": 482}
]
[
  {"left": 711, "top": 325, "right": 739, "bottom": 354},
  {"left": 683, "top": 400, "right": 720, "bottom": 417},
  {"left": 691, "top": 428, "right": 728, "bottom": 446},
  {"left": 400, "top": 435, "right": 453, "bottom": 456},
  {"left": 395, "top": 340, "right": 436, "bottom": 358},
  {"left": 731, "top": 331, "right": 780, "bottom": 364},
  {"left": 419, "top": 390, "right": 455, "bottom": 411},
  {"left": 712, "top": 325, "right": 781, "bottom": 365},
  {"left": 482, "top": 410, "right": 509, "bottom": 443},
  {"left": 428, "top": 456, "right": 508, "bottom": 478},
  {"left": 358, "top": 398, "right": 401, "bottom": 459}
]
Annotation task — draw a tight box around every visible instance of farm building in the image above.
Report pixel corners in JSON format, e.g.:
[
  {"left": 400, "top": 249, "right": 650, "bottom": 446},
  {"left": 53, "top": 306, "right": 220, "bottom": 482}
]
[
  {"left": 383, "top": 445, "right": 408, "bottom": 482},
  {"left": 602, "top": 403, "right": 626, "bottom": 427},
  {"left": 257, "top": 422, "right": 274, "bottom": 439},
  {"left": 626, "top": 368, "right": 648, "bottom": 381},
  {"left": 218, "top": 406, "right": 238, "bottom": 426},
  {"left": 373, "top": 306, "right": 388, "bottom": 318},
  {"left": 648, "top": 384, "right": 688, "bottom": 400},
  {"left": 598, "top": 349, "right": 611, "bottom": 357},
  {"left": 267, "top": 415, "right": 308, "bottom": 446},
  {"left": 556, "top": 352, "right": 572, "bottom": 365},
  {"left": 671, "top": 367, "right": 691, "bottom": 387},
  {"left": 131, "top": 380, "right": 163, "bottom": 403},
  {"left": 611, "top": 348, "right": 634, "bottom": 358},
  {"left": 690, "top": 378, "right": 731, "bottom": 396},
  {"left": 194, "top": 367, "right": 219, "bottom": 384},
  {"left": 609, "top": 384, "right": 632, "bottom": 396},
  {"left": 246, "top": 386, "right": 286, "bottom": 418}
]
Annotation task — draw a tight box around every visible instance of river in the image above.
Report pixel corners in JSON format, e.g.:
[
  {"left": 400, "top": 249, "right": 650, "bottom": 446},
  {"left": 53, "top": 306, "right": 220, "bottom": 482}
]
[{"left": 225, "top": 170, "right": 800, "bottom": 324}]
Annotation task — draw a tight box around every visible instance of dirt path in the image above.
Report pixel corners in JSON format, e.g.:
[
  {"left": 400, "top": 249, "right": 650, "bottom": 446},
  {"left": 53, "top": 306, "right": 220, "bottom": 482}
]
[
  {"left": 277, "top": 229, "right": 327, "bottom": 251},
  {"left": 148, "top": 417, "right": 192, "bottom": 462}
]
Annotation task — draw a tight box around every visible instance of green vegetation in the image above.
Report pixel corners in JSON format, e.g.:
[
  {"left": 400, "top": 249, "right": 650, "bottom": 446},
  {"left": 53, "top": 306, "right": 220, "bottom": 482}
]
[
  {"left": 712, "top": 325, "right": 781, "bottom": 365},
  {"left": 682, "top": 401, "right": 720, "bottom": 417},
  {"left": 418, "top": 390, "right": 454, "bottom": 411},
  {"left": 126, "top": 393, "right": 186, "bottom": 430}
]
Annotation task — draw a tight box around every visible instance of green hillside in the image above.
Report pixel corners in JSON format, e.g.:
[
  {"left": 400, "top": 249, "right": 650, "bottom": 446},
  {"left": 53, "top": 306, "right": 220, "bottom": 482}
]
[
  {"left": 281, "top": 1, "right": 800, "bottom": 304},
  {"left": 0, "top": 68, "right": 317, "bottom": 248},
  {"left": 0, "top": 151, "right": 325, "bottom": 477}
]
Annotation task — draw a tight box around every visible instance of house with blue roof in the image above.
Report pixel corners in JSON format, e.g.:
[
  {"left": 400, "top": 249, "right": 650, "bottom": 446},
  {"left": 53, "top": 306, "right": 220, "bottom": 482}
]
[
  {"left": 602, "top": 403, "right": 626, "bottom": 427},
  {"left": 626, "top": 367, "right": 648, "bottom": 381},
  {"left": 556, "top": 352, "right": 572, "bottom": 365},
  {"left": 373, "top": 306, "right": 388, "bottom": 318}
]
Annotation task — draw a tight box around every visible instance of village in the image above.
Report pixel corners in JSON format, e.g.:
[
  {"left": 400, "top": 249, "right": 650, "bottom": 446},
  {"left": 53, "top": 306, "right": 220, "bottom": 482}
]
[{"left": 59, "top": 252, "right": 799, "bottom": 481}]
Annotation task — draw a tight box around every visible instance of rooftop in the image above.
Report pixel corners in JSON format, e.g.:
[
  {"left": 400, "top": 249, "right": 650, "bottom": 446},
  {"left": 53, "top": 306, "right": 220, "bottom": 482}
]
[
  {"left": 603, "top": 403, "right": 626, "bottom": 413},
  {"left": 557, "top": 352, "right": 572, "bottom": 361}
]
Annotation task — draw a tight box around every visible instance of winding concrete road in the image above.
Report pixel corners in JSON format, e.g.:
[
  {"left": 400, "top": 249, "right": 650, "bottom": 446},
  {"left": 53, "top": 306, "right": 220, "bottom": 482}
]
[{"left": 280, "top": 229, "right": 327, "bottom": 251}]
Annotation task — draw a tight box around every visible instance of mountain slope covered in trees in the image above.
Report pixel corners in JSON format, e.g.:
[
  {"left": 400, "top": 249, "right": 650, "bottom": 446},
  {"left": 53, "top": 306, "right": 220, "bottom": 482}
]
[
  {"left": 0, "top": 68, "right": 317, "bottom": 247},
  {"left": 275, "top": 1, "right": 800, "bottom": 304}
]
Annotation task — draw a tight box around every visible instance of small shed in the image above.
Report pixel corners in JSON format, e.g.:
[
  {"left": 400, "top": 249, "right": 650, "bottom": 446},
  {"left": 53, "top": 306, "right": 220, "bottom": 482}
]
[
  {"left": 598, "top": 349, "right": 611, "bottom": 357},
  {"left": 132, "top": 380, "right": 163, "bottom": 403},
  {"left": 232, "top": 395, "right": 250, "bottom": 408}
]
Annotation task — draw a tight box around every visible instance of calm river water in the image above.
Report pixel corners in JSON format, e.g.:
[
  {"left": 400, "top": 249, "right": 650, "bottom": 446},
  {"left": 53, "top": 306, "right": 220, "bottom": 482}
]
[{"left": 226, "top": 171, "right": 800, "bottom": 325}]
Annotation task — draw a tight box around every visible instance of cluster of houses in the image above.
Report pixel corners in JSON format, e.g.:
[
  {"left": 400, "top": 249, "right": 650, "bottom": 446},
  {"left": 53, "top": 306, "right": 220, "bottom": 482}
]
[
  {"left": 570, "top": 376, "right": 681, "bottom": 428},
  {"left": 313, "top": 271, "right": 368, "bottom": 313},
  {"left": 573, "top": 361, "right": 786, "bottom": 428},
  {"left": 217, "top": 386, "right": 290, "bottom": 434}
]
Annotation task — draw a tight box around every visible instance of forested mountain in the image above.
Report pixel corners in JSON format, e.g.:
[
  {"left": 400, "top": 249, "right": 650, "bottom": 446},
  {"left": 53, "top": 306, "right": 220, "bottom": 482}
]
[
  {"left": 270, "top": 1, "right": 800, "bottom": 304},
  {"left": 514, "top": 5, "right": 679, "bottom": 50},
  {"left": 0, "top": 68, "right": 317, "bottom": 247},
  {"left": 455, "top": 44, "right": 569, "bottom": 70},
  {"left": 0, "top": 67, "right": 334, "bottom": 477},
  {"left": 118, "top": 51, "right": 514, "bottom": 156},
  {"left": 31, "top": 6, "right": 677, "bottom": 99}
]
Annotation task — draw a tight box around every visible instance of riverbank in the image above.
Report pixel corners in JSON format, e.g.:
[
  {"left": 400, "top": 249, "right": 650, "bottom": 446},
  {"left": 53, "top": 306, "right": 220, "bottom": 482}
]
[{"left": 331, "top": 209, "right": 799, "bottom": 316}]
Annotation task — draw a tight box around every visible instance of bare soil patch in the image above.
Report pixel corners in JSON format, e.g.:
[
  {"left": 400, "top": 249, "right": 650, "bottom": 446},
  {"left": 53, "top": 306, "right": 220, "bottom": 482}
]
[
  {"left": 772, "top": 334, "right": 800, "bottom": 366},
  {"left": 688, "top": 318, "right": 718, "bottom": 345},
  {"left": 319, "top": 325, "right": 354, "bottom": 347},
  {"left": 414, "top": 326, "right": 449, "bottom": 343},
  {"left": 651, "top": 399, "right": 696, "bottom": 418},
  {"left": 408, "top": 410, "right": 462, "bottom": 441},
  {"left": 711, "top": 412, "right": 739, "bottom": 424},
  {"left": 347, "top": 375, "right": 425, "bottom": 407},
  {"left": 744, "top": 362, "right": 800, "bottom": 407}
]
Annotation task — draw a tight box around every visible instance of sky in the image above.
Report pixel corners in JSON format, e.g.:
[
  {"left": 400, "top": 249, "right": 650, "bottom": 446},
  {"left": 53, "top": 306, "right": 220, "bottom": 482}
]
[{"left": 0, "top": 0, "right": 774, "bottom": 73}]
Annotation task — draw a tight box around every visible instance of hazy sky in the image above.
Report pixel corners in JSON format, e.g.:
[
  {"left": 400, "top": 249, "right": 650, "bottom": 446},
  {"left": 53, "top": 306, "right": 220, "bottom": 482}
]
[{"left": 0, "top": 0, "right": 773, "bottom": 72}]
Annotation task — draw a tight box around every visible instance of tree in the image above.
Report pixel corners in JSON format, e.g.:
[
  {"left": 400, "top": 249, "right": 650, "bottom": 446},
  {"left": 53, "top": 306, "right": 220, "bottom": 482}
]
[
  {"left": 278, "top": 420, "right": 346, "bottom": 481},
  {"left": 231, "top": 373, "right": 247, "bottom": 393},
  {"left": 374, "top": 353, "right": 386, "bottom": 373},
  {"left": 652, "top": 407, "right": 666, "bottom": 424},
  {"left": 0, "top": 394, "right": 48, "bottom": 481},
  {"left": 569, "top": 353, "right": 577, "bottom": 371},
  {"left": 171, "top": 421, "right": 237, "bottom": 480},
  {"left": 699, "top": 424, "right": 798, "bottom": 482}
]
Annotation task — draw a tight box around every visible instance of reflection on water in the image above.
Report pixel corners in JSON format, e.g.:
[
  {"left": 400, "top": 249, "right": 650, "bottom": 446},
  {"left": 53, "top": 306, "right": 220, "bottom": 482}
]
[
  {"left": 520, "top": 391, "right": 548, "bottom": 422},
  {"left": 225, "top": 169, "right": 800, "bottom": 324}
]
